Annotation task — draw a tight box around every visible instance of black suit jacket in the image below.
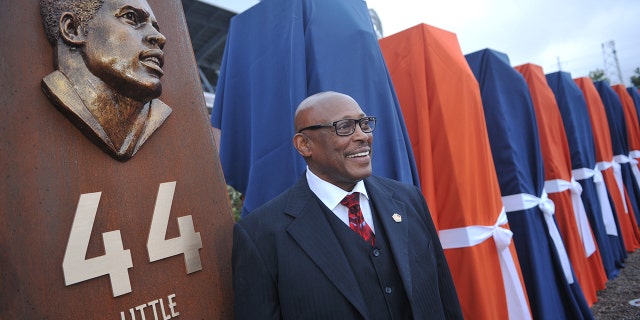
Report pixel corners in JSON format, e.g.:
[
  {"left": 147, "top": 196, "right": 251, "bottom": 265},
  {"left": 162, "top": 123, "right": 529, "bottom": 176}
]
[{"left": 232, "top": 175, "right": 463, "bottom": 319}]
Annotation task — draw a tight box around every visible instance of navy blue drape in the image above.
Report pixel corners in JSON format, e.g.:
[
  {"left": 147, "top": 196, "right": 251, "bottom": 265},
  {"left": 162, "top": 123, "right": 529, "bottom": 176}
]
[
  {"left": 211, "top": 0, "right": 419, "bottom": 216},
  {"left": 547, "top": 71, "right": 626, "bottom": 278},
  {"left": 466, "top": 49, "right": 592, "bottom": 320},
  {"left": 627, "top": 88, "right": 640, "bottom": 133},
  {"left": 596, "top": 81, "right": 640, "bottom": 225}
]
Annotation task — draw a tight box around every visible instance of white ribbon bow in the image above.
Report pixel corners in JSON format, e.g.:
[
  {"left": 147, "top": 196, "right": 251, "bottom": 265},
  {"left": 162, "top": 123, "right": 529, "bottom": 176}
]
[
  {"left": 573, "top": 167, "right": 618, "bottom": 236},
  {"left": 597, "top": 160, "right": 628, "bottom": 214},
  {"left": 502, "top": 191, "right": 574, "bottom": 284},
  {"left": 439, "top": 208, "right": 531, "bottom": 320},
  {"left": 626, "top": 150, "right": 640, "bottom": 192},
  {"left": 544, "top": 178, "right": 597, "bottom": 257}
]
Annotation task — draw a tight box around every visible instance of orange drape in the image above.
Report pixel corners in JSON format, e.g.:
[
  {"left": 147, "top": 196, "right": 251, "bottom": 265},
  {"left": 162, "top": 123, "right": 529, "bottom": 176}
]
[
  {"left": 380, "top": 24, "right": 530, "bottom": 320},
  {"left": 613, "top": 84, "right": 640, "bottom": 231},
  {"left": 516, "top": 64, "right": 607, "bottom": 306},
  {"left": 613, "top": 84, "right": 640, "bottom": 152},
  {"left": 575, "top": 77, "right": 640, "bottom": 251}
]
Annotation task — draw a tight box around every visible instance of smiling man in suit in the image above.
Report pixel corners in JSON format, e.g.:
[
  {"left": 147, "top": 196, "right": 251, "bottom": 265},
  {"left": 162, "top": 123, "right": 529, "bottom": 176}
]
[{"left": 232, "top": 91, "right": 463, "bottom": 319}]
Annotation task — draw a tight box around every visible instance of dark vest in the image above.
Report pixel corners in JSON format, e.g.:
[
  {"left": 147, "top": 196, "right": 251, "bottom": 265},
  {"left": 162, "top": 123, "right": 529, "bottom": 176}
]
[{"left": 321, "top": 198, "right": 413, "bottom": 320}]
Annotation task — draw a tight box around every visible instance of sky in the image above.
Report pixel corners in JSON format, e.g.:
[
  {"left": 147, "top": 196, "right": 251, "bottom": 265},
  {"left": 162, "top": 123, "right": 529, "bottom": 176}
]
[{"left": 366, "top": 0, "right": 640, "bottom": 87}]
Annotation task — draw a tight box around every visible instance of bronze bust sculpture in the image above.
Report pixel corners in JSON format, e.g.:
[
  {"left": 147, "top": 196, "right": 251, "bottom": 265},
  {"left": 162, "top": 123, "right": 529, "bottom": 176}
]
[{"left": 40, "top": 0, "right": 171, "bottom": 161}]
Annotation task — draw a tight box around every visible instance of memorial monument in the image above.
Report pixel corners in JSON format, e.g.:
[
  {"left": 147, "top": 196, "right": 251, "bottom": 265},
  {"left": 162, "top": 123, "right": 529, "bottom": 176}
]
[{"left": 0, "top": 0, "right": 234, "bottom": 318}]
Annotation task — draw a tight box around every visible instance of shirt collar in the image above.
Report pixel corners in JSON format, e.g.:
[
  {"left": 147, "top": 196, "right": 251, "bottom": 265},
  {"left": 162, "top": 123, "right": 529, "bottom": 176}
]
[{"left": 306, "top": 167, "right": 369, "bottom": 211}]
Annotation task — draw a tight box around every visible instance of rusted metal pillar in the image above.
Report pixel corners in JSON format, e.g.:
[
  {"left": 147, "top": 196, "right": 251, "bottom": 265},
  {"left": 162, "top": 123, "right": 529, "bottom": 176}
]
[{"left": 0, "top": 0, "right": 234, "bottom": 318}]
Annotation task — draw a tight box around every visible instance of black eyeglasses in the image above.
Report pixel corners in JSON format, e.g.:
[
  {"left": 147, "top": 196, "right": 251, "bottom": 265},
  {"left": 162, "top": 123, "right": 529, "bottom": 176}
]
[{"left": 298, "top": 116, "right": 376, "bottom": 136}]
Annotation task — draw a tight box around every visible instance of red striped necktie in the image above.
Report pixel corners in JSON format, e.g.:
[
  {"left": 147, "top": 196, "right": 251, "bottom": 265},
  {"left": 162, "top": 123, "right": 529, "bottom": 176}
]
[{"left": 341, "top": 193, "right": 375, "bottom": 246}]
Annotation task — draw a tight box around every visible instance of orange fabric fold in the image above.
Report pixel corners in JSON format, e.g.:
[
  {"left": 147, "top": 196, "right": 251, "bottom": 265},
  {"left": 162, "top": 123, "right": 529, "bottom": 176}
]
[
  {"left": 613, "top": 84, "right": 640, "bottom": 151},
  {"left": 380, "top": 24, "right": 530, "bottom": 320},
  {"left": 613, "top": 83, "right": 640, "bottom": 237},
  {"left": 575, "top": 77, "right": 640, "bottom": 251},
  {"left": 516, "top": 64, "right": 607, "bottom": 306}
]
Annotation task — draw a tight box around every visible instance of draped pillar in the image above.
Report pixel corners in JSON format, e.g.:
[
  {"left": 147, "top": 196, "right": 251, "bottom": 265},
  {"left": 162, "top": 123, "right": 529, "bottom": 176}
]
[
  {"left": 379, "top": 24, "right": 530, "bottom": 320},
  {"left": 614, "top": 84, "right": 640, "bottom": 224},
  {"left": 466, "top": 49, "right": 592, "bottom": 320},
  {"left": 596, "top": 82, "right": 640, "bottom": 253},
  {"left": 547, "top": 71, "right": 626, "bottom": 278},
  {"left": 516, "top": 64, "right": 607, "bottom": 306},
  {"left": 575, "top": 77, "right": 640, "bottom": 252},
  {"left": 211, "top": 0, "right": 419, "bottom": 217}
]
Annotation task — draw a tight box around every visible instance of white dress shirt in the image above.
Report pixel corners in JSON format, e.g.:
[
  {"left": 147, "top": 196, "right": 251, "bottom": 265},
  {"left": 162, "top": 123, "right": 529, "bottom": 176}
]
[{"left": 306, "top": 168, "right": 375, "bottom": 233}]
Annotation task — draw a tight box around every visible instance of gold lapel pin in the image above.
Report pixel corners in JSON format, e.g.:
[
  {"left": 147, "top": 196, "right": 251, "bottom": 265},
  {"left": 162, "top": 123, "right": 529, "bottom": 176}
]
[{"left": 392, "top": 213, "right": 402, "bottom": 223}]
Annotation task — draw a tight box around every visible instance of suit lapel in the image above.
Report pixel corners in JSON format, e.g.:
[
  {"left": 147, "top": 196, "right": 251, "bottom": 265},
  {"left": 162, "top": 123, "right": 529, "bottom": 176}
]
[
  {"left": 365, "top": 178, "right": 413, "bottom": 295},
  {"left": 285, "top": 179, "right": 370, "bottom": 318}
]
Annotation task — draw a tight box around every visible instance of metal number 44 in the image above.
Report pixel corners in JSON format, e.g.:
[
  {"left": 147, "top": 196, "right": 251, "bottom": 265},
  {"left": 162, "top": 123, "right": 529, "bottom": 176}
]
[{"left": 62, "top": 181, "right": 202, "bottom": 297}]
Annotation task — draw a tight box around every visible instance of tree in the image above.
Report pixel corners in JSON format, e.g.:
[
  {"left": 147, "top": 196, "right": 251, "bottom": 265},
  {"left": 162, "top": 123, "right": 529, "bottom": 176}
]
[
  {"left": 589, "top": 68, "right": 609, "bottom": 82},
  {"left": 227, "top": 185, "right": 244, "bottom": 221},
  {"left": 631, "top": 67, "right": 640, "bottom": 89}
]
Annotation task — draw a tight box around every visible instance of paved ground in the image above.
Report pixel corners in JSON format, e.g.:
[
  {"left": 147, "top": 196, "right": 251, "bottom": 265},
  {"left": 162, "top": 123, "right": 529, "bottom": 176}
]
[{"left": 591, "top": 250, "right": 640, "bottom": 319}]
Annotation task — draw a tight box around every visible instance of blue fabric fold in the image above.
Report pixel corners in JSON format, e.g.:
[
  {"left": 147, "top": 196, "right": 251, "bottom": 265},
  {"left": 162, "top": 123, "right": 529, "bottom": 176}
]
[
  {"left": 466, "top": 49, "right": 593, "bottom": 320},
  {"left": 211, "top": 0, "right": 419, "bottom": 217},
  {"left": 547, "top": 71, "right": 625, "bottom": 278},
  {"left": 596, "top": 81, "right": 640, "bottom": 226},
  {"left": 627, "top": 88, "right": 640, "bottom": 118}
]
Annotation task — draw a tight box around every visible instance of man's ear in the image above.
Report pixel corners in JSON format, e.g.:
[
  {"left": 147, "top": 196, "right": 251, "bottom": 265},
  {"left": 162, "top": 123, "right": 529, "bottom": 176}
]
[
  {"left": 59, "top": 12, "right": 86, "bottom": 47},
  {"left": 293, "top": 133, "right": 312, "bottom": 157}
]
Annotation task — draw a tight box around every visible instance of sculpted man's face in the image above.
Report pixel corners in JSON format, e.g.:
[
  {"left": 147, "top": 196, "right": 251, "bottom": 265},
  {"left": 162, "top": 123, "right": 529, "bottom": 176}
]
[{"left": 82, "top": 0, "right": 166, "bottom": 102}]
